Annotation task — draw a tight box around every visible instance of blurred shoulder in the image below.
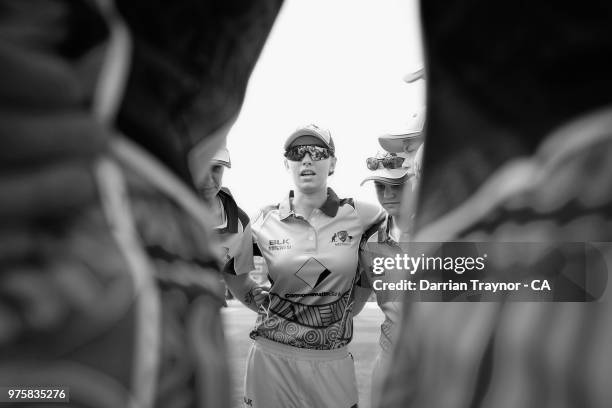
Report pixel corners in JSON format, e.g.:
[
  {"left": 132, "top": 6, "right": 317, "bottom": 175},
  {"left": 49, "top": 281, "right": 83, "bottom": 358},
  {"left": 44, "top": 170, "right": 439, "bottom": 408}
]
[
  {"left": 353, "top": 199, "right": 386, "bottom": 227},
  {"left": 251, "top": 203, "right": 280, "bottom": 226}
]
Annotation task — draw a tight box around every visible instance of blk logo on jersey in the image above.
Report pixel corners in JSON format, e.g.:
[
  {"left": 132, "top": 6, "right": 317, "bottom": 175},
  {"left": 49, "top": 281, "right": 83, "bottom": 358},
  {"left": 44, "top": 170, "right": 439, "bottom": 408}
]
[
  {"left": 331, "top": 230, "right": 353, "bottom": 246},
  {"left": 268, "top": 238, "right": 291, "bottom": 251},
  {"left": 294, "top": 257, "right": 332, "bottom": 289}
]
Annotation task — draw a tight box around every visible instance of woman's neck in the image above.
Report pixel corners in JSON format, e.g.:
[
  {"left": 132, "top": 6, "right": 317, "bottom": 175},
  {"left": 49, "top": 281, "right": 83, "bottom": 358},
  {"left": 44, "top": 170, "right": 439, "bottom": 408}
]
[
  {"left": 390, "top": 213, "right": 405, "bottom": 229},
  {"left": 205, "top": 195, "right": 224, "bottom": 226},
  {"left": 389, "top": 213, "right": 414, "bottom": 240},
  {"left": 292, "top": 187, "right": 328, "bottom": 218}
]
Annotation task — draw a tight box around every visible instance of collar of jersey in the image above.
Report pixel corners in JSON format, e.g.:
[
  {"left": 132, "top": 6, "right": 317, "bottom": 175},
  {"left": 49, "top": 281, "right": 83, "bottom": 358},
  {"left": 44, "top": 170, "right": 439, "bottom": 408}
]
[
  {"left": 379, "top": 215, "right": 415, "bottom": 244},
  {"left": 379, "top": 215, "right": 410, "bottom": 246},
  {"left": 378, "top": 215, "right": 394, "bottom": 243},
  {"left": 279, "top": 187, "right": 341, "bottom": 219},
  {"left": 216, "top": 187, "right": 239, "bottom": 233}
]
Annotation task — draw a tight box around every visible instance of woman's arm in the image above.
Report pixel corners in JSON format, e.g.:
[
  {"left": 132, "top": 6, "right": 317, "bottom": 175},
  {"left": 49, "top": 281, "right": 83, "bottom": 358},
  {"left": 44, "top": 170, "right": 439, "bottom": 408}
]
[
  {"left": 223, "top": 268, "right": 268, "bottom": 313},
  {"left": 222, "top": 219, "right": 268, "bottom": 312},
  {"left": 352, "top": 267, "right": 373, "bottom": 316}
]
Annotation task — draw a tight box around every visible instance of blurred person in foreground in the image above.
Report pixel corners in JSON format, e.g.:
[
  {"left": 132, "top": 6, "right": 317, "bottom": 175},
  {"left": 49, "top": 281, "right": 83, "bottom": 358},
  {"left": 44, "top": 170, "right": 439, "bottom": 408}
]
[
  {"left": 0, "top": 1, "right": 282, "bottom": 407},
  {"left": 359, "top": 120, "right": 425, "bottom": 407},
  {"left": 244, "top": 124, "right": 385, "bottom": 408},
  {"left": 190, "top": 145, "right": 267, "bottom": 310},
  {"left": 380, "top": 1, "right": 612, "bottom": 407}
]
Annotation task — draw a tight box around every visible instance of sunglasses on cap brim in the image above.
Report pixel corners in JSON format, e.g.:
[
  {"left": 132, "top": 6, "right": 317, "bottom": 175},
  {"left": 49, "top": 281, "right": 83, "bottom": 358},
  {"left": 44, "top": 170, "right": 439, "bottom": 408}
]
[
  {"left": 284, "top": 145, "right": 332, "bottom": 161},
  {"left": 366, "top": 154, "right": 405, "bottom": 170},
  {"left": 373, "top": 181, "right": 406, "bottom": 189}
]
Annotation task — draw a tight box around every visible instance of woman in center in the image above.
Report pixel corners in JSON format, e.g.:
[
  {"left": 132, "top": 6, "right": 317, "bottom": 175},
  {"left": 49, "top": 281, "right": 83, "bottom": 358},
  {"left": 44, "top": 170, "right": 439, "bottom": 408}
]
[{"left": 244, "top": 124, "right": 385, "bottom": 408}]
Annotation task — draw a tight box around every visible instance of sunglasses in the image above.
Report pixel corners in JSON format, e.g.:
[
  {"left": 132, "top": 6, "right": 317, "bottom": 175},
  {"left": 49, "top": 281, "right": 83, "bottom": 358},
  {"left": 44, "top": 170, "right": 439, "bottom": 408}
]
[
  {"left": 366, "top": 154, "right": 405, "bottom": 170},
  {"left": 284, "top": 145, "right": 332, "bottom": 161}
]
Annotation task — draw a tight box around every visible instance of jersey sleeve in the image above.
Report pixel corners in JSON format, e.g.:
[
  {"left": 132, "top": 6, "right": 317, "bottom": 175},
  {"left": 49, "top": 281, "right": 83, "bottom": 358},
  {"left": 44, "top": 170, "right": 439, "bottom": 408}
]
[
  {"left": 357, "top": 243, "right": 374, "bottom": 290},
  {"left": 355, "top": 200, "right": 386, "bottom": 233},
  {"left": 357, "top": 213, "right": 384, "bottom": 290},
  {"left": 356, "top": 202, "right": 385, "bottom": 293},
  {"left": 231, "top": 217, "right": 255, "bottom": 275},
  {"left": 250, "top": 204, "right": 278, "bottom": 247},
  {"left": 249, "top": 207, "right": 264, "bottom": 244}
]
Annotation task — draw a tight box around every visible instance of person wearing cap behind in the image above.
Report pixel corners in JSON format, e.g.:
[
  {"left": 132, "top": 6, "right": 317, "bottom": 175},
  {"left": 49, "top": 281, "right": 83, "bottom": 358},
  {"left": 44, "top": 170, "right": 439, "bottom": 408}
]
[
  {"left": 358, "top": 117, "right": 424, "bottom": 408},
  {"left": 191, "top": 146, "right": 267, "bottom": 312},
  {"left": 375, "top": 108, "right": 425, "bottom": 230},
  {"left": 244, "top": 124, "right": 385, "bottom": 408},
  {"left": 378, "top": 107, "right": 425, "bottom": 182}
]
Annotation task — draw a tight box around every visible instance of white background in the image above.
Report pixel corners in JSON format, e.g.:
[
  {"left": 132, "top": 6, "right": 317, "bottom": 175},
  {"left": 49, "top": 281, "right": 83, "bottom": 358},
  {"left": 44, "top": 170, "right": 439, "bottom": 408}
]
[{"left": 225, "top": 0, "right": 424, "bottom": 217}]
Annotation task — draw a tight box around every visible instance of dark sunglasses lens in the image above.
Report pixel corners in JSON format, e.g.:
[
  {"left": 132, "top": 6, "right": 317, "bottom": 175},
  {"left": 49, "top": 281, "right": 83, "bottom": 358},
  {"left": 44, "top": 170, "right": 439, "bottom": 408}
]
[
  {"left": 366, "top": 158, "right": 379, "bottom": 170},
  {"left": 286, "top": 145, "right": 330, "bottom": 161},
  {"left": 310, "top": 147, "right": 330, "bottom": 161},
  {"left": 285, "top": 147, "right": 305, "bottom": 161},
  {"left": 380, "top": 156, "right": 404, "bottom": 169},
  {"left": 392, "top": 156, "right": 405, "bottom": 168}
]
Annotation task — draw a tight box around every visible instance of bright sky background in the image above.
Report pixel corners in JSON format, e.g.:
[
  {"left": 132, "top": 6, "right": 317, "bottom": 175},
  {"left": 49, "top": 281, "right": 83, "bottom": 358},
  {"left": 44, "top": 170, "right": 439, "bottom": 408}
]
[{"left": 225, "top": 0, "right": 424, "bottom": 217}]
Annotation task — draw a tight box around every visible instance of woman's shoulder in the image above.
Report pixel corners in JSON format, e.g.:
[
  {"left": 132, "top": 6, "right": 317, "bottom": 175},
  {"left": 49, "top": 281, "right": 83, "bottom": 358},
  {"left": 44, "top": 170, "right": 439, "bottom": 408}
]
[
  {"left": 344, "top": 197, "right": 383, "bottom": 215},
  {"left": 251, "top": 202, "right": 281, "bottom": 226},
  {"left": 330, "top": 188, "right": 384, "bottom": 224},
  {"left": 218, "top": 187, "right": 251, "bottom": 228},
  {"left": 350, "top": 199, "right": 386, "bottom": 230}
]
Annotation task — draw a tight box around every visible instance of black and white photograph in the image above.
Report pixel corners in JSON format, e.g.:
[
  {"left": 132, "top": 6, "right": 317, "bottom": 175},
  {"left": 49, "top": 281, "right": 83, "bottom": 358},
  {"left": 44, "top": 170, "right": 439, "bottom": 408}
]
[{"left": 1, "top": 0, "right": 612, "bottom": 407}]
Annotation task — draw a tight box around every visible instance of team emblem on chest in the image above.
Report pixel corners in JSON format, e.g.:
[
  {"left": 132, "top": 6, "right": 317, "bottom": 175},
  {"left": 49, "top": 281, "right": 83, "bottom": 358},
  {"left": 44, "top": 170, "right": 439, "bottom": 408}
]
[{"left": 331, "top": 230, "right": 353, "bottom": 246}]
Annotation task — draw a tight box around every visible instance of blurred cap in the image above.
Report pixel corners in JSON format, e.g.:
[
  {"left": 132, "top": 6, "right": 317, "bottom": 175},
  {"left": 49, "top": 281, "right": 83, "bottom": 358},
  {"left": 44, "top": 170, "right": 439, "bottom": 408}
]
[
  {"left": 190, "top": 146, "right": 231, "bottom": 186},
  {"left": 211, "top": 146, "right": 231, "bottom": 168},
  {"left": 414, "top": 144, "right": 424, "bottom": 174},
  {"left": 378, "top": 107, "right": 425, "bottom": 153},
  {"left": 284, "top": 124, "right": 335, "bottom": 154},
  {"left": 403, "top": 66, "right": 425, "bottom": 83},
  {"left": 360, "top": 151, "right": 411, "bottom": 186}
]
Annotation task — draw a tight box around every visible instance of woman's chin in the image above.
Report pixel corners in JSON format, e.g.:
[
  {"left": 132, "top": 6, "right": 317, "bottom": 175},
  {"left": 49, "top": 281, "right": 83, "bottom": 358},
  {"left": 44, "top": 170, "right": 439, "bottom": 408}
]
[{"left": 296, "top": 182, "right": 325, "bottom": 194}]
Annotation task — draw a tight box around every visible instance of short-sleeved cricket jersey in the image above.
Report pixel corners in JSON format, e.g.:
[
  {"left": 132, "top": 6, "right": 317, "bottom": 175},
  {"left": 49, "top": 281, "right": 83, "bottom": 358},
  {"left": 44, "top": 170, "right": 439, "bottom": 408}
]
[
  {"left": 215, "top": 187, "right": 254, "bottom": 276},
  {"left": 250, "top": 188, "right": 385, "bottom": 350},
  {"left": 359, "top": 215, "right": 410, "bottom": 352}
]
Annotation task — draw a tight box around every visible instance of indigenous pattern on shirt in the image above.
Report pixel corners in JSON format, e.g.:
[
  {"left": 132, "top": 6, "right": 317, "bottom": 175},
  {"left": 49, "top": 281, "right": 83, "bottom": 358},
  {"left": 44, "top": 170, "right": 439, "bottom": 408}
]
[
  {"left": 359, "top": 215, "right": 407, "bottom": 352},
  {"left": 251, "top": 188, "right": 385, "bottom": 349}
]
